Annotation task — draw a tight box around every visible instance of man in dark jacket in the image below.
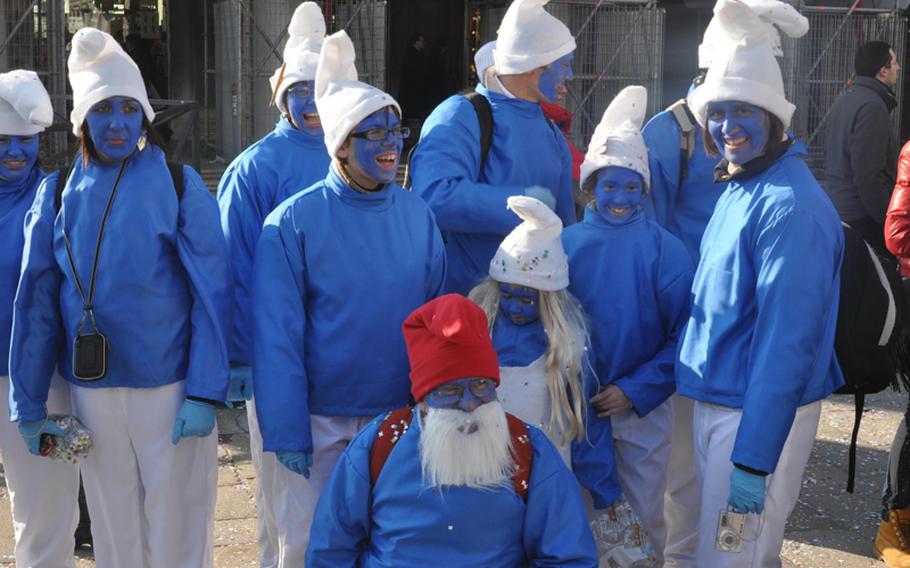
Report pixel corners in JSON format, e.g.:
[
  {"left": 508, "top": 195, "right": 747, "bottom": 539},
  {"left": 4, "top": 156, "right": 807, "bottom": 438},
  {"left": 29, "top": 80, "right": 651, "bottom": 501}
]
[{"left": 824, "top": 41, "right": 901, "bottom": 252}]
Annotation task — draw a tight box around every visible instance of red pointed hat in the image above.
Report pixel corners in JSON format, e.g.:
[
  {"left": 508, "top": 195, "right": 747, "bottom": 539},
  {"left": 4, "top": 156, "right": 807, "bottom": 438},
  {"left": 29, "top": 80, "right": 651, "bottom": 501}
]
[{"left": 402, "top": 294, "right": 500, "bottom": 402}]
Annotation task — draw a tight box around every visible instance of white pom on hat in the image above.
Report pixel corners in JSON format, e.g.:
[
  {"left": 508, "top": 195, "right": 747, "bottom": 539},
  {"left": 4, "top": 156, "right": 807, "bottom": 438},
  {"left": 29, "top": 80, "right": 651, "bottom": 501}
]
[
  {"left": 493, "top": 0, "right": 576, "bottom": 75},
  {"left": 315, "top": 30, "right": 400, "bottom": 158},
  {"left": 475, "top": 41, "right": 497, "bottom": 84},
  {"left": 689, "top": 0, "right": 796, "bottom": 131},
  {"left": 0, "top": 70, "right": 53, "bottom": 136},
  {"left": 270, "top": 2, "right": 326, "bottom": 113},
  {"left": 68, "top": 27, "right": 154, "bottom": 137},
  {"left": 698, "top": 0, "right": 808, "bottom": 69},
  {"left": 579, "top": 85, "right": 650, "bottom": 190},
  {"left": 489, "top": 195, "right": 569, "bottom": 291}
]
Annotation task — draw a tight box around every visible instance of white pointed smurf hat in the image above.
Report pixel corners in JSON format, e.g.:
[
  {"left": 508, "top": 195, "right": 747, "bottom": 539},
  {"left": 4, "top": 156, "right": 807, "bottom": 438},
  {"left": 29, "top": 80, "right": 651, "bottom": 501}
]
[
  {"left": 0, "top": 70, "right": 53, "bottom": 136},
  {"left": 489, "top": 195, "right": 569, "bottom": 292},
  {"left": 579, "top": 85, "right": 650, "bottom": 190},
  {"left": 699, "top": 0, "right": 808, "bottom": 69},
  {"left": 270, "top": 2, "right": 326, "bottom": 113},
  {"left": 493, "top": 0, "right": 575, "bottom": 75}
]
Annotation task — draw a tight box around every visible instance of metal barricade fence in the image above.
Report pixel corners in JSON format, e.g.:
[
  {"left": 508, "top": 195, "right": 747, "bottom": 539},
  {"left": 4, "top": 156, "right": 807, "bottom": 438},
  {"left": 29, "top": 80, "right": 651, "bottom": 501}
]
[
  {"left": 466, "top": 0, "right": 664, "bottom": 151},
  {"left": 206, "top": 0, "right": 388, "bottom": 161},
  {"left": 782, "top": 5, "right": 907, "bottom": 178},
  {"left": 0, "top": 0, "right": 67, "bottom": 168}
]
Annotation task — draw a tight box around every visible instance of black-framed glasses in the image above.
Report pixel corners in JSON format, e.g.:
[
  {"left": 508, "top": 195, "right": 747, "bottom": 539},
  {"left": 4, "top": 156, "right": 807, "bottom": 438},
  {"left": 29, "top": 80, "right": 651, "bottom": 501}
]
[{"left": 349, "top": 126, "right": 411, "bottom": 142}]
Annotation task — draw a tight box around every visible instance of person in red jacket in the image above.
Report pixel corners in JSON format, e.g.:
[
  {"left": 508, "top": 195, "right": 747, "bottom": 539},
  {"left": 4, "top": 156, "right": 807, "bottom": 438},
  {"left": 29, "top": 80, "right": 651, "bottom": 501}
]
[{"left": 878, "top": 139, "right": 910, "bottom": 566}]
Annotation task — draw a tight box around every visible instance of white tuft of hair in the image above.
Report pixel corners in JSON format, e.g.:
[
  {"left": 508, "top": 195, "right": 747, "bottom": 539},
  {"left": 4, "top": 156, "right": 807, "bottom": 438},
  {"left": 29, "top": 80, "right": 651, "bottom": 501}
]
[{"left": 418, "top": 401, "right": 515, "bottom": 491}]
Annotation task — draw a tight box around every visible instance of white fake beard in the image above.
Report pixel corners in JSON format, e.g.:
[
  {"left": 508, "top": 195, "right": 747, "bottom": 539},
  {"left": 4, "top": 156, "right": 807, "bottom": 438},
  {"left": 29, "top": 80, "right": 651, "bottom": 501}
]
[{"left": 418, "top": 401, "right": 515, "bottom": 491}]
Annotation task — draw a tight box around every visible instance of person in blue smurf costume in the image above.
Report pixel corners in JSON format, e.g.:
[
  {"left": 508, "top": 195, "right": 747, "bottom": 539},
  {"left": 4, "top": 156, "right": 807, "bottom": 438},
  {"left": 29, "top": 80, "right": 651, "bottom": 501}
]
[
  {"left": 678, "top": 0, "right": 844, "bottom": 564},
  {"left": 0, "top": 69, "right": 81, "bottom": 568},
  {"left": 251, "top": 29, "right": 446, "bottom": 565},
  {"left": 9, "top": 27, "right": 231, "bottom": 568},
  {"left": 640, "top": 2, "right": 809, "bottom": 565},
  {"left": 469, "top": 194, "right": 654, "bottom": 567},
  {"left": 410, "top": 0, "right": 578, "bottom": 295},
  {"left": 563, "top": 85, "right": 695, "bottom": 567},
  {"left": 216, "top": 4, "right": 331, "bottom": 566}
]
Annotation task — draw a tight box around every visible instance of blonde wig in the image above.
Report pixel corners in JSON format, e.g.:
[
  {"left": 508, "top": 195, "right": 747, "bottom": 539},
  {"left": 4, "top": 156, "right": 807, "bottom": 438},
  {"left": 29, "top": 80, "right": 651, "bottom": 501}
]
[{"left": 469, "top": 277, "right": 591, "bottom": 445}]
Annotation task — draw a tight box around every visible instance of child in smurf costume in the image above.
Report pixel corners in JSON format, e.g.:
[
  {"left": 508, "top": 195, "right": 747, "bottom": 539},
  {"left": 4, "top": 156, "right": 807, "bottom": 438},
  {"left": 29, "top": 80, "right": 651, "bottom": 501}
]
[
  {"left": 469, "top": 194, "right": 653, "bottom": 567},
  {"left": 562, "top": 85, "right": 695, "bottom": 566}
]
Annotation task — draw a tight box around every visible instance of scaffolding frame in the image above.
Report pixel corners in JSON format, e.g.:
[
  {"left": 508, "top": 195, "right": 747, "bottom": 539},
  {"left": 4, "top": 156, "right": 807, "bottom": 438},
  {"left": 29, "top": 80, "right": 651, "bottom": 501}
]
[{"left": 781, "top": 4, "right": 906, "bottom": 177}]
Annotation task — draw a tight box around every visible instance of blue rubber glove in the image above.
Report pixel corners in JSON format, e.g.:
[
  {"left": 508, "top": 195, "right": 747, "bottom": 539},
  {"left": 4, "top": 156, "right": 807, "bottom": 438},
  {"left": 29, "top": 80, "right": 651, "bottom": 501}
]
[
  {"left": 277, "top": 451, "right": 313, "bottom": 478},
  {"left": 227, "top": 365, "right": 253, "bottom": 403},
  {"left": 171, "top": 399, "right": 216, "bottom": 445},
  {"left": 19, "top": 417, "right": 66, "bottom": 456},
  {"left": 524, "top": 185, "right": 557, "bottom": 211},
  {"left": 728, "top": 467, "right": 767, "bottom": 514}
]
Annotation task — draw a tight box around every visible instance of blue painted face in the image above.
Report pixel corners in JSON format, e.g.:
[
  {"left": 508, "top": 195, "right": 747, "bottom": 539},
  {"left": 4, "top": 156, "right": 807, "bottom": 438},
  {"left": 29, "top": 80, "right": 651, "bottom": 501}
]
[
  {"left": 0, "top": 134, "right": 40, "bottom": 184},
  {"left": 346, "top": 108, "right": 405, "bottom": 186},
  {"left": 286, "top": 80, "right": 322, "bottom": 137},
  {"left": 423, "top": 377, "right": 498, "bottom": 412},
  {"left": 86, "top": 96, "right": 144, "bottom": 163},
  {"left": 705, "top": 101, "right": 771, "bottom": 166},
  {"left": 539, "top": 52, "right": 574, "bottom": 103},
  {"left": 594, "top": 166, "right": 645, "bottom": 225},
  {"left": 498, "top": 283, "right": 540, "bottom": 326}
]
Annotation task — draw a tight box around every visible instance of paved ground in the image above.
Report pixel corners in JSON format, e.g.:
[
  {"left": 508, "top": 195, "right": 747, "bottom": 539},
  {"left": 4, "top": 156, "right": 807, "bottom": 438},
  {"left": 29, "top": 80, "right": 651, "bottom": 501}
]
[{"left": 0, "top": 393, "right": 904, "bottom": 567}]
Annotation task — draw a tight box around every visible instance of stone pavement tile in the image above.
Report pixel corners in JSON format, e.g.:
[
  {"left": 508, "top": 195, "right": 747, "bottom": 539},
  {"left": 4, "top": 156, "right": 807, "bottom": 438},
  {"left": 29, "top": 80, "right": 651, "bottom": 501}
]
[
  {"left": 215, "top": 484, "right": 257, "bottom": 521},
  {"left": 214, "top": 542, "right": 259, "bottom": 567},
  {"left": 219, "top": 463, "right": 240, "bottom": 487},
  {"left": 214, "top": 518, "right": 258, "bottom": 547}
]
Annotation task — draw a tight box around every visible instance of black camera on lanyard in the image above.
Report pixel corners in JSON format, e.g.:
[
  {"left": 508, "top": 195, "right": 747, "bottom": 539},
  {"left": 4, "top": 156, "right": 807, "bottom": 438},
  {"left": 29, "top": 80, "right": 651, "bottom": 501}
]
[{"left": 61, "top": 156, "right": 128, "bottom": 381}]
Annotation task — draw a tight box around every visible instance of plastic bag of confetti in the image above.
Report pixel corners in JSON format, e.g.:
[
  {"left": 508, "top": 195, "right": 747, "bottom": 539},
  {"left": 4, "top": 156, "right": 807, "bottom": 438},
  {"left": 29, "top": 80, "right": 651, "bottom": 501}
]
[{"left": 39, "top": 414, "right": 93, "bottom": 463}]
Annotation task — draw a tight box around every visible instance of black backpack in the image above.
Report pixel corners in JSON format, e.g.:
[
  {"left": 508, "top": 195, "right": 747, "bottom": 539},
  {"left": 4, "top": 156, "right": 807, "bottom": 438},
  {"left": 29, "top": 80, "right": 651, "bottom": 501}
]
[
  {"left": 54, "top": 157, "right": 184, "bottom": 212},
  {"left": 402, "top": 90, "right": 493, "bottom": 189},
  {"left": 836, "top": 222, "right": 909, "bottom": 492}
]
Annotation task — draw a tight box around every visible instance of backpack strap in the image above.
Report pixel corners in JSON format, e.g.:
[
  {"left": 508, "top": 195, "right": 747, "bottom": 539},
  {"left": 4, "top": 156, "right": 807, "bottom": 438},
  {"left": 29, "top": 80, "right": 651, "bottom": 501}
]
[
  {"left": 506, "top": 413, "right": 533, "bottom": 501},
  {"left": 846, "top": 393, "right": 864, "bottom": 493},
  {"left": 55, "top": 157, "right": 185, "bottom": 213},
  {"left": 166, "top": 160, "right": 185, "bottom": 201},
  {"left": 402, "top": 91, "right": 494, "bottom": 189},
  {"left": 369, "top": 406, "right": 533, "bottom": 502},
  {"left": 668, "top": 99, "right": 697, "bottom": 184},
  {"left": 370, "top": 406, "right": 414, "bottom": 485}
]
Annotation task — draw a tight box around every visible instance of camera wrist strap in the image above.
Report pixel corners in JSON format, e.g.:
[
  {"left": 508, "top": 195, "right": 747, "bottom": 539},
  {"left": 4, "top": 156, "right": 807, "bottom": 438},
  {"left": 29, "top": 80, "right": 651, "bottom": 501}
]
[{"left": 61, "top": 156, "right": 130, "bottom": 333}]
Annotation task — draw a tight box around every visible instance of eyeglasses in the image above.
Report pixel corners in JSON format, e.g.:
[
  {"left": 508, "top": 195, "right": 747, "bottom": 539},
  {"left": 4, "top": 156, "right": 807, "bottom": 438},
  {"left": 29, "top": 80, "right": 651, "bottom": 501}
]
[
  {"left": 425, "top": 378, "right": 497, "bottom": 407},
  {"left": 349, "top": 126, "right": 411, "bottom": 142},
  {"left": 288, "top": 85, "right": 313, "bottom": 97}
]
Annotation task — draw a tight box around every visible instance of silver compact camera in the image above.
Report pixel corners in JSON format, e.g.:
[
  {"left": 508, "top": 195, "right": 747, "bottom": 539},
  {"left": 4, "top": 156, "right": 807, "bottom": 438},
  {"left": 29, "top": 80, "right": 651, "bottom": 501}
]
[{"left": 715, "top": 510, "right": 746, "bottom": 553}]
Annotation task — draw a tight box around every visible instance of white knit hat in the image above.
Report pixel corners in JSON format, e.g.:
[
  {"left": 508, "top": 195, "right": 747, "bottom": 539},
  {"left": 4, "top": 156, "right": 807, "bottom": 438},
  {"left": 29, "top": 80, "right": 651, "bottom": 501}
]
[
  {"left": 493, "top": 0, "right": 576, "bottom": 75},
  {"left": 579, "top": 85, "right": 650, "bottom": 191},
  {"left": 270, "top": 2, "right": 326, "bottom": 114},
  {"left": 699, "top": 0, "right": 808, "bottom": 69},
  {"left": 315, "top": 30, "right": 400, "bottom": 159},
  {"left": 0, "top": 70, "right": 53, "bottom": 136},
  {"left": 689, "top": 0, "right": 795, "bottom": 131},
  {"left": 68, "top": 27, "right": 154, "bottom": 137},
  {"left": 490, "top": 195, "right": 569, "bottom": 291},
  {"left": 475, "top": 41, "right": 497, "bottom": 84}
]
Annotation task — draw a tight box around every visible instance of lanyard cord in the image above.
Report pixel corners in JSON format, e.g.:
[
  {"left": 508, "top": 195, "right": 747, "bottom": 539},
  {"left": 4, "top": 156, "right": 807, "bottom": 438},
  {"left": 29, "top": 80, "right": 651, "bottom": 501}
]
[{"left": 61, "top": 156, "right": 130, "bottom": 333}]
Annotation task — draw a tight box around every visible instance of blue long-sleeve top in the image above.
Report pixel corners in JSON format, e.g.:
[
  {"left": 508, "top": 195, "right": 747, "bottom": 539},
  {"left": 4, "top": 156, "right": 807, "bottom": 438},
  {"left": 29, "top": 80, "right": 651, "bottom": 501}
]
[
  {"left": 493, "top": 317, "right": 622, "bottom": 508},
  {"left": 562, "top": 209, "right": 694, "bottom": 417},
  {"left": 642, "top": 109, "right": 724, "bottom": 264},
  {"left": 9, "top": 145, "right": 232, "bottom": 421},
  {"left": 306, "top": 411, "right": 598, "bottom": 567},
  {"left": 677, "top": 143, "right": 845, "bottom": 473},
  {"left": 251, "top": 166, "right": 447, "bottom": 453},
  {"left": 217, "top": 119, "right": 331, "bottom": 365},
  {"left": 0, "top": 167, "right": 44, "bottom": 377},
  {"left": 410, "top": 84, "right": 577, "bottom": 295}
]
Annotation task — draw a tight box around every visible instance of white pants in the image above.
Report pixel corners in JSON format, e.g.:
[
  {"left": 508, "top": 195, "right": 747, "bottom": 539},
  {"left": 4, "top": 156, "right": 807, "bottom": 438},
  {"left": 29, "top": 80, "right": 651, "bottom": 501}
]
[
  {"left": 71, "top": 381, "right": 218, "bottom": 568},
  {"left": 273, "top": 414, "right": 373, "bottom": 568},
  {"left": 663, "top": 393, "right": 700, "bottom": 568},
  {"left": 693, "top": 400, "right": 821, "bottom": 568},
  {"left": 0, "top": 375, "right": 80, "bottom": 568},
  {"left": 611, "top": 399, "right": 672, "bottom": 563},
  {"left": 247, "top": 398, "right": 279, "bottom": 568}
]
